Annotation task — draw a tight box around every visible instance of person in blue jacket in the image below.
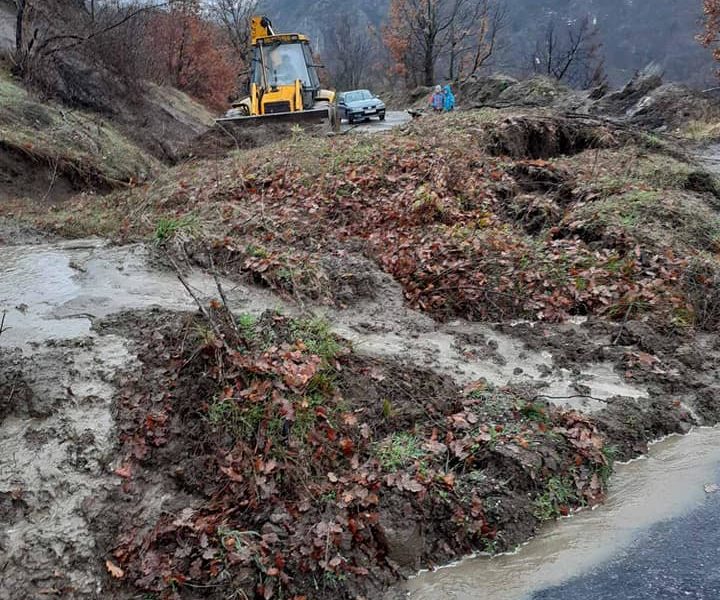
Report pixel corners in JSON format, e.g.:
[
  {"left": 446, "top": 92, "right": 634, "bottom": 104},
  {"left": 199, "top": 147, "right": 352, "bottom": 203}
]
[
  {"left": 430, "top": 85, "right": 444, "bottom": 112},
  {"left": 443, "top": 84, "right": 455, "bottom": 112}
]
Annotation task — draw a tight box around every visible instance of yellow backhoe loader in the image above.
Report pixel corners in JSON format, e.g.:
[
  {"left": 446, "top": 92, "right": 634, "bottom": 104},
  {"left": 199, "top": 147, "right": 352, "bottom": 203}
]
[{"left": 217, "top": 16, "right": 338, "bottom": 129}]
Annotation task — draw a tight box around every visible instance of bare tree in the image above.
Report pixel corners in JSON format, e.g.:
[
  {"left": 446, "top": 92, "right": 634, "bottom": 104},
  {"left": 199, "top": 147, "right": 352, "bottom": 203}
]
[
  {"left": 11, "top": 0, "right": 177, "bottom": 78},
  {"left": 447, "top": 0, "right": 507, "bottom": 81},
  {"left": 326, "top": 14, "right": 375, "bottom": 90},
  {"left": 385, "top": 0, "right": 506, "bottom": 87},
  {"left": 532, "top": 16, "right": 606, "bottom": 89},
  {"left": 206, "top": 0, "right": 256, "bottom": 55}
]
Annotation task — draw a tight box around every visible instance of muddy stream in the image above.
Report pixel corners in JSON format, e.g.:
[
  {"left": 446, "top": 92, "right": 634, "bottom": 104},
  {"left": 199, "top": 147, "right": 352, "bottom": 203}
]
[
  {"left": 0, "top": 238, "right": 716, "bottom": 598},
  {"left": 401, "top": 427, "right": 720, "bottom": 599}
]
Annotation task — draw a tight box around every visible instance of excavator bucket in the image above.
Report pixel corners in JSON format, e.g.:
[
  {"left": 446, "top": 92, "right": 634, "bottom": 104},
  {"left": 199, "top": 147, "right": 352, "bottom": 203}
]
[{"left": 215, "top": 106, "right": 339, "bottom": 131}]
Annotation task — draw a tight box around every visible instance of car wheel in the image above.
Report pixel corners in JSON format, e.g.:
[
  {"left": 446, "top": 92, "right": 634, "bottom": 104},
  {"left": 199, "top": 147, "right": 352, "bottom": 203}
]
[
  {"left": 348, "top": 115, "right": 354, "bottom": 125},
  {"left": 379, "top": 112, "right": 386, "bottom": 121}
]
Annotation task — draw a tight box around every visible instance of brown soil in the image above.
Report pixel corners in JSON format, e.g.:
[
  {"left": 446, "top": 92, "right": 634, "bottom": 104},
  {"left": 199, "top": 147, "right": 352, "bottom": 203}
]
[
  {"left": 189, "top": 120, "right": 330, "bottom": 161},
  {"left": 83, "top": 303, "right": 707, "bottom": 600},
  {"left": 0, "top": 144, "right": 76, "bottom": 204}
]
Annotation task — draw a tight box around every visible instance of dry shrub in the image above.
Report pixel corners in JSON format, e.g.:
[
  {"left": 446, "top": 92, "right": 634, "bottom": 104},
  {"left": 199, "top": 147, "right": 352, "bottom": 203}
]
[{"left": 683, "top": 258, "right": 720, "bottom": 330}]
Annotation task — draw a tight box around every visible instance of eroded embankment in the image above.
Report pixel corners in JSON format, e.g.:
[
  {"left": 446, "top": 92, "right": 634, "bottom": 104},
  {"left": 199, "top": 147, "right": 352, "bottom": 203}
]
[
  {"left": 2, "top": 233, "right": 716, "bottom": 599},
  {"left": 1, "top": 110, "right": 719, "bottom": 599},
  {"left": 401, "top": 426, "right": 720, "bottom": 600}
]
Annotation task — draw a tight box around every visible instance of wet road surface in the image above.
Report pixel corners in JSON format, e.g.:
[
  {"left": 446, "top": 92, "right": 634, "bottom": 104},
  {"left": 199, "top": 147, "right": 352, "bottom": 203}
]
[
  {"left": 340, "top": 110, "right": 412, "bottom": 134},
  {"left": 404, "top": 428, "right": 720, "bottom": 600},
  {"left": 532, "top": 479, "right": 720, "bottom": 600}
]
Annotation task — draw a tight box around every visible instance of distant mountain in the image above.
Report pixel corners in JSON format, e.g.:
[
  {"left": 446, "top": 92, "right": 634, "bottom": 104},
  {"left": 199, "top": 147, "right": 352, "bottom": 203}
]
[{"left": 258, "top": 0, "right": 715, "bottom": 88}]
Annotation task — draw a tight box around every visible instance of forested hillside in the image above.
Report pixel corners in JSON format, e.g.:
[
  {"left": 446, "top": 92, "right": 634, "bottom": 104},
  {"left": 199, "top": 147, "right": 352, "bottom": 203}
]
[{"left": 260, "top": 0, "right": 715, "bottom": 87}]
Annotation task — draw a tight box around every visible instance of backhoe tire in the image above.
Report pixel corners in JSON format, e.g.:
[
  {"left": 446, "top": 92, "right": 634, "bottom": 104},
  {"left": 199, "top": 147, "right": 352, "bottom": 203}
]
[{"left": 328, "top": 105, "right": 340, "bottom": 132}]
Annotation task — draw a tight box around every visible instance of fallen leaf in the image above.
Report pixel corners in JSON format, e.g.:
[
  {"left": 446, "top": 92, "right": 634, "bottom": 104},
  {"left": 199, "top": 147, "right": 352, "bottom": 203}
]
[
  {"left": 114, "top": 464, "right": 131, "bottom": 479},
  {"left": 105, "top": 560, "right": 124, "bottom": 579}
]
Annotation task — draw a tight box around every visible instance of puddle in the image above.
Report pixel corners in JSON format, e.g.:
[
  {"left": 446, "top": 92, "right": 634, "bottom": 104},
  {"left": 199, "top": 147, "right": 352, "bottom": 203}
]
[{"left": 402, "top": 426, "right": 720, "bottom": 600}]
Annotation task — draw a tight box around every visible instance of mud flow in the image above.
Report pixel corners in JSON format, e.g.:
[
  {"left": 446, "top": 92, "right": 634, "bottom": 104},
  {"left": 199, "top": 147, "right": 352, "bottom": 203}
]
[
  {"left": 403, "top": 426, "right": 720, "bottom": 600},
  {"left": 0, "top": 237, "right": 716, "bottom": 599},
  {"left": 0, "top": 240, "right": 251, "bottom": 598}
]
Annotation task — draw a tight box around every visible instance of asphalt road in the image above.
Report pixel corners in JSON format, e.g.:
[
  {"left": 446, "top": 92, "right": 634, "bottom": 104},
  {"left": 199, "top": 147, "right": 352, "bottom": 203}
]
[
  {"left": 340, "top": 110, "right": 412, "bottom": 134},
  {"left": 532, "top": 476, "right": 720, "bottom": 600}
]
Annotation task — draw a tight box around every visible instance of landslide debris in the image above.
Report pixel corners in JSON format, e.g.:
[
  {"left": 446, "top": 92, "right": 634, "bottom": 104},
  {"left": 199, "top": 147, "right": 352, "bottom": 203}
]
[
  {"left": 395, "top": 71, "right": 720, "bottom": 135},
  {"left": 2, "top": 101, "right": 718, "bottom": 600},
  {"left": 30, "top": 109, "right": 720, "bottom": 332},
  {"left": 99, "top": 307, "right": 617, "bottom": 600}
]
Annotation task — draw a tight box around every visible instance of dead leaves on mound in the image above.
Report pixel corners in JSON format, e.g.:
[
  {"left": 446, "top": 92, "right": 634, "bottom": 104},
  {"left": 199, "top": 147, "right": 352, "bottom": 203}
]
[
  {"left": 183, "top": 135, "right": 700, "bottom": 325},
  {"left": 110, "top": 313, "right": 612, "bottom": 599}
]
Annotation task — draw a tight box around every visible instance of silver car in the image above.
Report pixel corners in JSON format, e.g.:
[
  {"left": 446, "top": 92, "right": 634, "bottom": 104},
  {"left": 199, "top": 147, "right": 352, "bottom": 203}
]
[{"left": 337, "top": 89, "right": 386, "bottom": 124}]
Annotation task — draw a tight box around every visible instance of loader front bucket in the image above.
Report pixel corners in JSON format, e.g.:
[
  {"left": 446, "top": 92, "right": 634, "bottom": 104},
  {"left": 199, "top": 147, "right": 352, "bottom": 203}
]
[{"left": 216, "top": 106, "right": 338, "bottom": 131}]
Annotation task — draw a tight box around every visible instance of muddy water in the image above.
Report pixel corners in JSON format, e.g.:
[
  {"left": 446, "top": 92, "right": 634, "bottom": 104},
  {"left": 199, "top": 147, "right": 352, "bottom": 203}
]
[
  {"left": 0, "top": 239, "right": 296, "bottom": 344},
  {"left": 0, "top": 240, "right": 279, "bottom": 598},
  {"left": 325, "top": 270, "right": 647, "bottom": 412},
  {"left": 0, "top": 239, "right": 280, "bottom": 348},
  {"left": 403, "top": 427, "right": 720, "bottom": 600}
]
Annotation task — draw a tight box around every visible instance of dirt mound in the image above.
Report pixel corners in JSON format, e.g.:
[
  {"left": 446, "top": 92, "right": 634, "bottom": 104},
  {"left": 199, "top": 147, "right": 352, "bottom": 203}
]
[
  {"left": 99, "top": 308, "right": 616, "bottom": 600},
  {"left": 593, "top": 68, "right": 664, "bottom": 116},
  {"left": 458, "top": 75, "right": 519, "bottom": 106},
  {"left": 626, "top": 83, "right": 720, "bottom": 129},
  {"left": 479, "top": 115, "right": 609, "bottom": 159},
  {"left": 591, "top": 68, "right": 720, "bottom": 129},
  {"left": 495, "top": 76, "right": 575, "bottom": 108},
  {"left": 189, "top": 120, "right": 313, "bottom": 159}
]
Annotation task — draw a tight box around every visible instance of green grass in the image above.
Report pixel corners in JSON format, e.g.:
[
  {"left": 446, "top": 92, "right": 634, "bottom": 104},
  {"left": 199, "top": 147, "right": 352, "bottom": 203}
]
[
  {"left": 207, "top": 397, "right": 264, "bottom": 441},
  {"left": 153, "top": 215, "right": 197, "bottom": 242},
  {"left": 520, "top": 402, "right": 549, "bottom": 423},
  {"left": 236, "top": 313, "right": 257, "bottom": 341},
  {"left": 376, "top": 433, "right": 425, "bottom": 471},
  {"left": 597, "top": 445, "right": 617, "bottom": 486},
  {"left": 533, "top": 475, "right": 580, "bottom": 521},
  {"left": 290, "top": 316, "right": 342, "bottom": 363}
]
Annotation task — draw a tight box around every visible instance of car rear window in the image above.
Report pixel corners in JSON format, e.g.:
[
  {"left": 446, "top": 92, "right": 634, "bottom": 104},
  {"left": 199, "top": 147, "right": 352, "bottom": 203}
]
[{"left": 345, "top": 90, "right": 373, "bottom": 103}]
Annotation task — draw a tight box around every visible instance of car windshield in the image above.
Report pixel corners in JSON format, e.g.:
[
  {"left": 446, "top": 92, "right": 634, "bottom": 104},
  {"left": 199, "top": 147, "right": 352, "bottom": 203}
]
[
  {"left": 344, "top": 90, "right": 374, "bottom": 103},
  {"left": 256, "top": 42, "right": 311, "bottom": 87}
]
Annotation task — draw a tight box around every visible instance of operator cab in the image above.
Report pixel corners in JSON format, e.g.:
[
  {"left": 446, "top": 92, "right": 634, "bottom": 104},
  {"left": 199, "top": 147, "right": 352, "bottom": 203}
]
[{"left": 251, "top": 38, "right": 321, "bottom": 113}]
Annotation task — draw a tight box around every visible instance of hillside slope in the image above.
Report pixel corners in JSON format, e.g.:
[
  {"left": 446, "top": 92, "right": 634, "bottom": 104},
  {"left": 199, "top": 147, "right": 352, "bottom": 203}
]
[
  {"left": 0, "top": 71, "right": 161, "bottom": 204},
  {"left": 259, "top": 0, "right": 714, "bottom": 87}
]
